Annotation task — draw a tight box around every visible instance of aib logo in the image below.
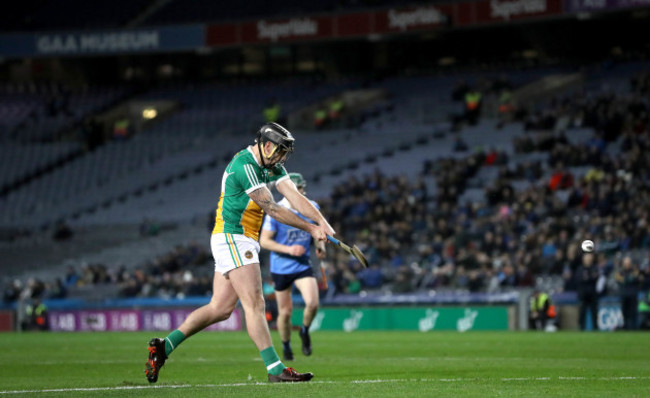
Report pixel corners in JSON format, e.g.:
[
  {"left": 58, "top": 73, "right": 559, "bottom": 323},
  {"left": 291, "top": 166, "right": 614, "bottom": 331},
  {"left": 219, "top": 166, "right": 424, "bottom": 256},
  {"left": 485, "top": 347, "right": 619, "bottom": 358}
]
[
  {"left": 418, "top": 309, "right": 440, "bottom": 332},
  {"left": 457, "top": 308, "right": 478, "bottom": 332},
  {"left": 343, "top": 310, "right": 364, "bottom": 332}
]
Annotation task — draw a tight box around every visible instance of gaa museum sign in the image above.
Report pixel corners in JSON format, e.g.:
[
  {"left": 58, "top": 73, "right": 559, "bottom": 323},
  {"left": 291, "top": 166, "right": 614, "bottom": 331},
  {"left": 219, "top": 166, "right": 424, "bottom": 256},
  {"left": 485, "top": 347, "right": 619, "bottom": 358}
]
[
  {"left": 0, "top": 25, "right": 204, "bottom": 58},
  {"left": 36, "top": 31, "right": 160, "bottom": 54}
]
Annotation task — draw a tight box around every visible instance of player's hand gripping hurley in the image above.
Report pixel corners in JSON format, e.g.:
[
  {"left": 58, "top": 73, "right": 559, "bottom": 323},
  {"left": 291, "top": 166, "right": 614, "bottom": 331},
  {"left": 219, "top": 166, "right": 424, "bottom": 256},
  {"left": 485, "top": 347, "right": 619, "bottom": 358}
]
[{"left": 326, "top": 235, "right": 369, "bottom": 268}]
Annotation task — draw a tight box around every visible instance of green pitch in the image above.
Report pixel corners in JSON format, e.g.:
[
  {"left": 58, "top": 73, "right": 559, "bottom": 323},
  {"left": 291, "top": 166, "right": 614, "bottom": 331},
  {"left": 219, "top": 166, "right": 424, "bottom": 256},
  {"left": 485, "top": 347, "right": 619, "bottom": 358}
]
[{"left": 1, "top": 331, "right": 649, "bottom": 397}]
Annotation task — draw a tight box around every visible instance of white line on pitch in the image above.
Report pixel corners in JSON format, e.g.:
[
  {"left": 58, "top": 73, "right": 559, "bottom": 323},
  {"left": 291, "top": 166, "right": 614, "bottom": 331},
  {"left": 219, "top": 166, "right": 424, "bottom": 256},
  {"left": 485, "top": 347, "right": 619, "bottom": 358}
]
[{"left": 1, "top": 376, "right": 648, "bottom": 394}]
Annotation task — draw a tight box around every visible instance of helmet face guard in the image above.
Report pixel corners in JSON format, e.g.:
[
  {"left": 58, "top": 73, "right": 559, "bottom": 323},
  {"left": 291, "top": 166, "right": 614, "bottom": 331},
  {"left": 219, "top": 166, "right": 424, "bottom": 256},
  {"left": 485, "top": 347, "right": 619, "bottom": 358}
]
[{"left": 257, "top": 122, "right": 295, "bottom": 168}]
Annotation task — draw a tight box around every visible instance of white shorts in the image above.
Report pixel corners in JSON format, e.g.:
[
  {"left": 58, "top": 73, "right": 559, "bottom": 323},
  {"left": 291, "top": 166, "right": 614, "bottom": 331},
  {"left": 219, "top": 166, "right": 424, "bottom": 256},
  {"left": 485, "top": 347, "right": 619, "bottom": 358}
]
[{"left": 211, "top": 233, "right": 261, "bottom": 275}]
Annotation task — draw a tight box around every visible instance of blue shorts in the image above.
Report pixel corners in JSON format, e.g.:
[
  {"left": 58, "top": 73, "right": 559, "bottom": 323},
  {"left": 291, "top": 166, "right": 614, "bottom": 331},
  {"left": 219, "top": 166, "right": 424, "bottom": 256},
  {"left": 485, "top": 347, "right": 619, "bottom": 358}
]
[{"left": 271, "top": 268, "right": 314, "bottom": 291}]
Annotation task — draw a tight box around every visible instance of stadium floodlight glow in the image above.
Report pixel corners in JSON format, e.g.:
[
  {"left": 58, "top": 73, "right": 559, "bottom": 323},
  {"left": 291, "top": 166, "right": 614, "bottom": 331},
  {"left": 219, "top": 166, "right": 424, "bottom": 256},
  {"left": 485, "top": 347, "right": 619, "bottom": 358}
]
[{"left": 142, "top": 108, "right": 157, "bottom": 119}]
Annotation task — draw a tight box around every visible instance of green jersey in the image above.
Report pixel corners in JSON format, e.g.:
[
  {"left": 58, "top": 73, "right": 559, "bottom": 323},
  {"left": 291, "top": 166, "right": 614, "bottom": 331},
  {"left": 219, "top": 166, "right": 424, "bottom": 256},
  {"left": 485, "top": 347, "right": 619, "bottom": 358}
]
[{"left": 213, "top": 147, "right": 289, "bottom": 241}]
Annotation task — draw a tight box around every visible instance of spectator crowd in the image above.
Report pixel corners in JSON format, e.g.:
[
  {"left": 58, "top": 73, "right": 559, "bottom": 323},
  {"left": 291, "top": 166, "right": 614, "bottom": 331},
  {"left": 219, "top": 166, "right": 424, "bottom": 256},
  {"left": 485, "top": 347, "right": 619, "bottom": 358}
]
[
  {"left": 3, "top": 71, "right": 649, "bottom": 330},
  {"left": 319, "top": 70, "right": 650, "bottom": 307}
]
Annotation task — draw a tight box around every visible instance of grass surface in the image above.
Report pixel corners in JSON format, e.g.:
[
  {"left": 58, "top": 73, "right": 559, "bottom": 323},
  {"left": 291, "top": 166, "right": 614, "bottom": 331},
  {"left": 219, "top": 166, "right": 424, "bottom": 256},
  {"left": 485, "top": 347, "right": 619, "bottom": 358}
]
[{"left": 1, "top": 331, "right": 649, "bottom": 397}]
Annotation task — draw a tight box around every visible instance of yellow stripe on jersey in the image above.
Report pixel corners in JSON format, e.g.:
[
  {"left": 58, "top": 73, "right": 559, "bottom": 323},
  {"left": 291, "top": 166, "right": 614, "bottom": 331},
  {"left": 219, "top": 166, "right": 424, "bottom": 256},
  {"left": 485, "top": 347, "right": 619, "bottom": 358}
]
[
  {"left": 213, "top": 192, "right": 226, "bottom": 234},
  {"left": 241, "top": 199, "right": 264, "bottom": 241},
  {"left": 213, "top": 193, "right": 264, "bottom": 241}
]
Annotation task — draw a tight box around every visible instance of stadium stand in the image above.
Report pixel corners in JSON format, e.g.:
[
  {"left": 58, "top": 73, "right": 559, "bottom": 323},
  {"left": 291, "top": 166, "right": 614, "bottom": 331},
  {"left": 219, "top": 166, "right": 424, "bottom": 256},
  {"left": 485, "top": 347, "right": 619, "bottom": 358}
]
[
  {"left": 0, "top": 0, "right": 648, "bottom": 337},
  {"left": 0, "top": 83, "right": 132, "bottom": 143},
  {"left": 3, "top": 62, "right": 648, "bottom": 307},
  {"left": 0, "top": 141, "right": 81, "bottom": 192},
  {"left": 0, "top": 78, "right": 358, "bottom": 232}
]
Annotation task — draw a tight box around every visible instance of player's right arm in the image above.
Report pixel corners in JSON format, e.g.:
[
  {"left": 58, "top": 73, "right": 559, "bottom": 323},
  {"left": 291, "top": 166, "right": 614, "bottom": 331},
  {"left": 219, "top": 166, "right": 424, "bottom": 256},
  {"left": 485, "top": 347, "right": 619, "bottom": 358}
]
[
  {"left": 260, "top": 227, "right": 306, "bottom": 257},
  {"left": 277, "top": 178, "right": 334, "bottom": 236},
  {"left": 249, "top": 187, "right": 326, "bottom": 241}
]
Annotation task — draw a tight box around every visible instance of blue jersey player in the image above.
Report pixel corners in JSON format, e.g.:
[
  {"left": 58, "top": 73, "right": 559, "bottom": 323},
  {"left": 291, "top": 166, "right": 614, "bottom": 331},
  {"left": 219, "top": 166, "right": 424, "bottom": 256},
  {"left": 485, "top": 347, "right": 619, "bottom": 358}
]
[{"left": 260, "top": 173, "right": 326, "bottom": 360}]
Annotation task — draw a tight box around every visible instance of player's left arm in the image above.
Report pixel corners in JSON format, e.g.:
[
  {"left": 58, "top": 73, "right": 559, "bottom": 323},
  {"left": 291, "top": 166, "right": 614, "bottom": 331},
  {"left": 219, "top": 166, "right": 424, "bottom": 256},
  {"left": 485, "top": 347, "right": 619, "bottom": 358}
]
[{"left": 277, "top": 178, "right": 335, "bottom": 236}]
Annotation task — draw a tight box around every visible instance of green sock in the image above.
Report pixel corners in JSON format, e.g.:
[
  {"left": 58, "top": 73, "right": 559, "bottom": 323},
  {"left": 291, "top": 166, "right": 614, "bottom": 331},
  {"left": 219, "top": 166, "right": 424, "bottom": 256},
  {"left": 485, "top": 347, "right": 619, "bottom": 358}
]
[
  {"left": 164, "top": 330, "right": 186, "bottom": 357},
  {"left": 260, "top": 346, "right": 286, "bottom": 375}
]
